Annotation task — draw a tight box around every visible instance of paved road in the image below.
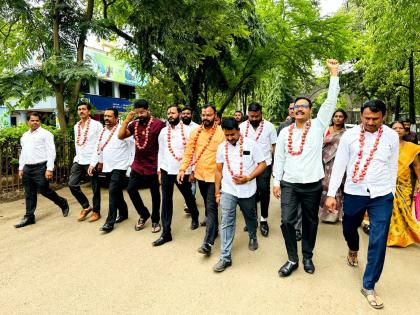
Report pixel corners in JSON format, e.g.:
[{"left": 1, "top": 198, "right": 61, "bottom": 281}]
[{"left": 1, "top": 185, "right": 419, "bottom": 314}]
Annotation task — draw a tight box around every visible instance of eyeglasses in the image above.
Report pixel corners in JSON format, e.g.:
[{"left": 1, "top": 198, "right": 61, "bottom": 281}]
[{"left": 293, "top": 104, "right": 310, "bottom": 110}]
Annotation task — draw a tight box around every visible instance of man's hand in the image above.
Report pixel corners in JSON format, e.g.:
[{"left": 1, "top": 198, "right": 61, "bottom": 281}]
[
  {"left": 97, "top": 163, "right": 103, "bottom": 173},
  {"left": 45, "top": 170, "right": 53, "bottom": 180},
  {"left": 216, "top": 194, "right": 220, "bottom": 204},
  {"left": 273, "top": 186, "right": 281, "bottom": 199},
  {"left": 177, "top": 170, "right": 185, "bottom": 185},
  {"left": 325, "top": 196, "right": 338, "bottom": 214},
  {"left": 232, "top": 175, "right": 250, "bottom": 185},
  {"left": 189, "top": 172, "right": 196, "bottom": 183},
  {"left": 326, "top": 59, "right": 339, "bottom": 76},
  {"left": 157, "top": 171, "right": 161, "bottom": 185},
  {"left": 124, "top": 111, "right": 136, "bottom": 124},
  {"left": 87, "top": 166, "right": 95, "bottom": 176},
  {"left": 18, "top": 170, "right": 23, "bottom": 179}
]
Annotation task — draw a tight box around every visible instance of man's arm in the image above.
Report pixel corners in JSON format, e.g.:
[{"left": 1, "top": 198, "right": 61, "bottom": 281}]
[
  {"left": 157, "top": 129, "right": 164, "bottom": 172},
  {"left": 273, "top": 131, "right": 286, "bottom": 187},
  {"left": 327, "top": 133, "right": 350, "bottom": 197},
  {"left": 389, "top": 133, "right": 399, "bottom": 194},
  {"left": 45, "top": 131, "right": 56, "bottom": 172},
  {"left": 215, "top": 163, "right": 223, "bottom": 203},
  {"left": 118, "top": 111, "right": 135, "bottom": 139}
]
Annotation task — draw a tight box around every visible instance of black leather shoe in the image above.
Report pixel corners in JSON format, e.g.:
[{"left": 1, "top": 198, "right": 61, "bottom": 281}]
[
  {"left": 152, "top": 234, "right": 173, "bottom": 246},
  {"left": 61, "top": 198, "right": 69, "bottom": 217},
  {"left": 260, "top": 221, "right": 269, "bottom": 237},
  {"left": 213, "top": 259, "right": 232, "bottom": 272},
  {"left": 278, "top": 261, "right": 299, "bottom": 277},
  {"left": 243, "top": 225, "right": 248, "bottom": 232},
  {"left": 303, "top": 258, "right": 315, "bottom": 274},
  {"left": 115, "top": 215, "right": 128, "bottom": 223},
  {"left": 200, "top": 218, "right": 207, "bottom": 227},
  {"left": 100, "top": 223, "right": 114, "bottom": 233},
  {"left": 15, "top": 216, "right": 36, "bottom": 228},
  {"left": 197, "top": 243, "right": 211, "bottom": 255},
  {"left": 191, "top": 219, "right": 199, "bottom": 230},
  {"left": 248, "top": 238, "right": 258, "bottom": 251},
  {"left": 296, "top": 230, "right": 302, "bottom": 242}
]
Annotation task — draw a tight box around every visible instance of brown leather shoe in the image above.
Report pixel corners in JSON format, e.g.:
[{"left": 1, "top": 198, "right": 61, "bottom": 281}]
[
  {"left": 78, "top": 207, "right": 92, "bottom": 221},
  {"left": 88, "top": 212, "right": 101, "bottom": 222}
]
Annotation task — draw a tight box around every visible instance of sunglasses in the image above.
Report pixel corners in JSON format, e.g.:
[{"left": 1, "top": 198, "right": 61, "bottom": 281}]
[{"left": 293, "top": 104, "right": 310, "bottom": 110}]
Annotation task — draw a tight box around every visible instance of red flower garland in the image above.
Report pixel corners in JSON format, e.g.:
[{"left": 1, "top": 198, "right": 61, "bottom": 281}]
[
  {"left": 96, "top": 122, "right": 119, "bottom": 155},
  {"left": 167, "top": 122, "right": 187, "bottom": 161},
  {"left": 188, "top": 123, "right": 217, "bottom": 167},
  {"left": 287, "top": 120, "right": 312, "bottom": 156},
  {"left": 76, "top": 117, "right": 91, "bottom": 146},
  {"left": 134, "top": 117, "right": 154, "bottom": 150},
  {"left": 351, "top": 125, "right": 383, "bottom": 183},
  {"left": 245, "top": 120, "right": 264, "bottom": 141},
  {"left": 225, "top": 135, "right": 244, "bottom": 177}
]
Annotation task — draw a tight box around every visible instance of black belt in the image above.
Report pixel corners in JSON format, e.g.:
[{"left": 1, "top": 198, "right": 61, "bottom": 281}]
[{"left": 25, "top": 161, "right": 47, "bottom": 167}]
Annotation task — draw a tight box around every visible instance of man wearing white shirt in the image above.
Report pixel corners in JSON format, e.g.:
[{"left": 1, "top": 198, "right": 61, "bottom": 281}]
[
  {"left": 69, "top": 101, "right": 103, "bottom": 222},
  {"left": 273, "top": 59, "right": 340, "bottom": 277},
  {"left": 15, "top": 112, "right": 69, "bottom": 228},
  {"left": 213, "top": 118, "right": 267, "bottom": 272},
  {"left": 325, "top": 100, "right": 398, "bottom": 309},
  {"left": 88, "top": 108, "right": 131, "bottom": 233},
  {"left": 240, "top": 102, "right": 277, "bottom": 237},
  {"left": 153, "top": 105, "right": 200, "bottom": 246}
]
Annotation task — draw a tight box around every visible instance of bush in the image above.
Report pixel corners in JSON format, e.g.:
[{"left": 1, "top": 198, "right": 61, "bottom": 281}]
[{"left": 0, "top": 124, "right": 67, "bottom": 145}]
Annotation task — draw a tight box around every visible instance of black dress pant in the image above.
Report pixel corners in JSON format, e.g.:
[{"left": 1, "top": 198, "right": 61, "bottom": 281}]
[
  {"left": 280, "top": 180, "right": 322, "bottom": 262},
  {"left": 22, "top": 163, "right": 66, "bottom": 217},
  {"left": 105, "top": 170, "right": 128, "bottom": 226},
  {"left": 161, "top": 169, "right": 199, "bottom": 236},
  {"left": 127, "top": 170, "right": 161, "bottom": 223},
  {"left": 256, "top": 164, "right": 272, "bottom": 219},
  {"left": 68, "top": 162, "right": 101, "bottom": 213},
  {"left": 197, "top": 180, "right": 218, "bottom": 245}
]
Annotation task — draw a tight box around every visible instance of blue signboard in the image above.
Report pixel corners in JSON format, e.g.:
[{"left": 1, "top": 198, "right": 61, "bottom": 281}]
[{"left": 83, "top": 94, "right": 132, "bottom": 112}]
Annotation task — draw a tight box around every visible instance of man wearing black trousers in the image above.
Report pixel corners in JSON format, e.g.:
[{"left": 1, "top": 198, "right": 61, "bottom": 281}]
[{"left": 15, "top": 112, "right": 69, "bottom": 228}]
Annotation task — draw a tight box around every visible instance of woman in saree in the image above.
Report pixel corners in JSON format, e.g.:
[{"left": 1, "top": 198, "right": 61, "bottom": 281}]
[
  {"left": 387, "top": 121, "right": 420, "bottom": 247},
  {"left": 319, "top": 109, "right": 347, "bottom": 223}
]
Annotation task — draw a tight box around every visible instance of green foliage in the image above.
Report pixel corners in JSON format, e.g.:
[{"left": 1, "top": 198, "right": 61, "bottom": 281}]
[{"left": 0, "top": 123, "right": 66, "bottom": 145}]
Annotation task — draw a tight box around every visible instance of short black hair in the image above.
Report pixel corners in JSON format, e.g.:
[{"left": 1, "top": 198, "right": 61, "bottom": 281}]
[
  {"left": 167, "top": 105, "right": 181, "bottom": 113},
  {"left": 361, "top": 99, "right": 386, "bottom": 116},
  {"left": 402, "top": 119, "right": 411, "bottom": 124},
  {"left": 234, "top": 110, "right": 243, "bottom": 115},
  {"left": 248, "top": 102, "right": 262, "bottom": 112},
  {"left": 202, "top": 104, "right": 217, "bottom": 113},
  {"left": 294, "top": 96, "right": 313, "bottom": 108},
  {"left": 78, "top": 101, "right": 92, "bottom": 110},
  {"left": 105, "top": 108, "right": 119, "bottom": 118},
  {"left": 182, "top": 106, "right": 193, "bottom": 112},
  {"left": 133, "top": 99, "right": 149, "bottom": 109},
  {"left": 28, "top": 111, "right": 41, "bottom": 120},
  {"left": 221, "top": 117, "right": 239, "bottom": 130}
]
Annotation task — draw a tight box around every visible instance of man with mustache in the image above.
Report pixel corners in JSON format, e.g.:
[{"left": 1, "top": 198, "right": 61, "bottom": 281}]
[
  {"left": 177, "top": 104, "right": 225, "bottom": 255},
  {"left": 69, "top": 101, "right": 103, "bottom": 222},
  {"left": 15, "top": 112, "right": 69, "bottom": 228},
  {"left": 118, "top": 99, "right": 165, "bottom": 233},
  {"left": 234, "top": 110, "right": 243, "bottom": 123},
  {"left": 88, "top": 108, "right": 131, "bottom": 233},
  {"left": 240, "top": 102, "right": 278, "bottom": 237},
  {"left": 153, "top": 105, "right": 200, "bottom": 246},
  {"left": 402, "top": 119, "right": 418, "bottom": 144},
  {"left": 273, "top": 59, "right": 340, "bottom": 277}
]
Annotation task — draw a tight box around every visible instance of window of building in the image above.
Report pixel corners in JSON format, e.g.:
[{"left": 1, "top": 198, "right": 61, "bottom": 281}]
[
  {"left": 99, "top": 80, "right": 113, "bottom": 97},
  {"left": 80, "top": 80, "right": 90, "bottom": 94},
  {"left": 119, "top": 84, "right": 136, "bottom": 100}
]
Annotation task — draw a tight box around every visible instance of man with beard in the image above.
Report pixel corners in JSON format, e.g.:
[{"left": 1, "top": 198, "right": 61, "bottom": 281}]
[
  {"left": 234, "top": 110, "right": 243, "bottom": 123},
  {"left": 118, "top": 99, "right": 165, "bottom": 233},
  {"left": 240, "top": 102, "right": 277, "bottom": 237},
  {"left": 213, "top": 118, "right": 267, "bottom": 272},
  {"left": 153, "top": 105, "right": 200, "bottom": 246},
  {"left": 15, "top": 112, "right": 69, "bottom": 228},
  {"left": 177, "top": 104, "right": 225, "bottom": 255},
  {"left": 69, "top": 101, "right": 103, "bottom": 222},
  {"left": 88, "top": 108, "right": 131, "bottom": 233},
  {"left": 402, "top": 119, "right": 418, "bottom": 144},
  {"left": 273, "top": 59, "right": 340, "bottom": 277}
]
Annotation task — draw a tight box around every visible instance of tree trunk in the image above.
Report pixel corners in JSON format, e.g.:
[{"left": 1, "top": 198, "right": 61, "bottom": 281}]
[
  {"left": 394, "top": 94, "right": 401, "bottom": 121},
  {"left": 408, "top": 51, "right": 415, "bottom": 124}
]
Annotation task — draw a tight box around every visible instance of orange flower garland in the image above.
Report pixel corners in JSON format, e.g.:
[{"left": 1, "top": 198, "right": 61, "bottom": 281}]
[
  {"left": 245, "top": 120, "right": 264, "bottom": 141},
  {"left": 134, "top": 117, "right": 154, "bottom": 150},
  {"left": 96, "top": 122, "right": 119, "bottom": 155},
  {"left": 287, "top": 120, "right": 311, "bottom": 156},
  {"left": 76, "top": 117, "right": 91, "bottom": 146},
  {"left": 188, "top": 123, "right": 217, "bottom": 167},
  {"left": 225, "top": 135, "right": 244, "bottom": 177},
  {"left": 167, "top": 122, "right": 186, "bottom": 161}
]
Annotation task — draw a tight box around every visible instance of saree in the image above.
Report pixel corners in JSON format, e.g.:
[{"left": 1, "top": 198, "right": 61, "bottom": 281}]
[
  {"left": 319, "top": 128, "right": 346, "bottom": 222},
  {"left": 387, "top": 142, "right": 420, "bottom": 247}
]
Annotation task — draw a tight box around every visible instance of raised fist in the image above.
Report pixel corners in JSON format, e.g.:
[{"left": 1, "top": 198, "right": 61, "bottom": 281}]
[{"left": 326, "top": 59, "right": 339, "bottom": 76}]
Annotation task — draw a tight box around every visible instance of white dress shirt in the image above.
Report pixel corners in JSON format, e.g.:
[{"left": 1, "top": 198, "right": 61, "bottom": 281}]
[
  {"left": 158, "top": 122, "right": 193, "bottom": 175},
  {"left": 240, "top": 119, "right": 277, "bottom": 165},
  {"left": 327, "top": 124, "right": 399, "bottom": 198},
  {"left": 185, "top": 121, "right": 199, "bottom": 129},
  {"left": 216, "top": 137, "right": 265, "bottom": 198},
  {"left": 90, "top": 125, "right": 132, "bottom": 173},
  {"left": 273, "top": 76, "right": 340, "bottom": 186},
  {"left": 19, "top": 127, "right": 56, "bottom": 171},
  {"left": 73, "top": 118, "right": 103, "bottom": 165}
]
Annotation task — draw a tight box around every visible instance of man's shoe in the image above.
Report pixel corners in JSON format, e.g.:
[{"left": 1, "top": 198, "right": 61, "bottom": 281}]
[
  {"left": 78, "top": 207, "right": 92, "bottom": 221},
  {"left": 200, "top": 218, "right": 207, "bottom": 227},
  {"left": 115, "top": 216, "right": 128, "bottom": 223},
  {"left": 303, "top": 258, "right": 315, "bottom": 274},
  {"left": 248, "top": 238, "right": 258, "bottom": 251},
  {"left": 278, "top": 261, "right": 299, "bottom": 277},
  {"left": 152, "top": 234, "right": 173, "bottom": 246},
  {"left": 260, "top": 221, "right": 269, "bottom": 237},
  {"left": 296, "top": 230, "right": 302, "bottom": 242},
  {"left": 61, "top": 198, "right": 69, "bottom": 217},
  {"left": 15, "top": 217, "right": 35, "bottom": 228},
  {"left": 100, "top": 223, "right": 114, "bottom": 233},
  {"left": 197, "top": 243, "right": 211, "bottom": 255},
  {"left": 213, "top": 259, "right": 232, "bottom": 272},
  {"left": 191, "top": 219, "right": 199, "bottom": 230},
  {"left": 88, "top": 212, "right": 101, "bottom": 222},
  {"left": 243, "top": 226, "right": 248, "bottom": 232}
]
